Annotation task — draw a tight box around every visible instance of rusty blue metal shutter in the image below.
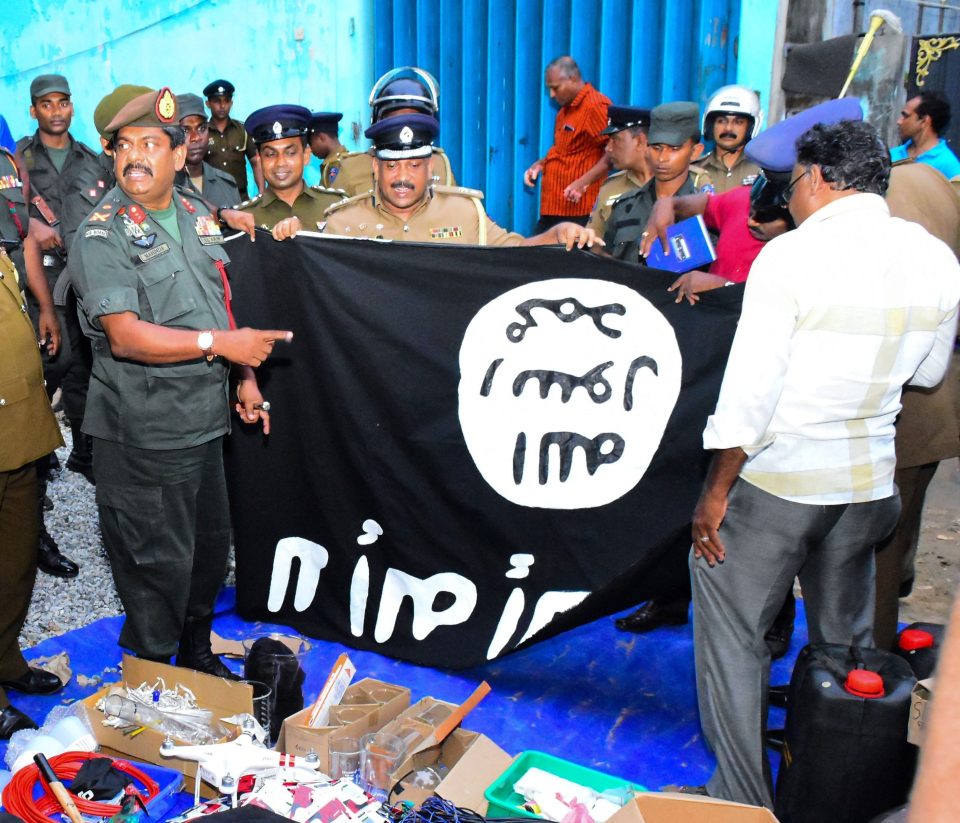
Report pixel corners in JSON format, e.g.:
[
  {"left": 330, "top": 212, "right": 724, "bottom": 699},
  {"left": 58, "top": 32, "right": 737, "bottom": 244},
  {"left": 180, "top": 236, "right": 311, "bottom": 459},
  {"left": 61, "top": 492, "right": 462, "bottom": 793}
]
[{"left": 373, "top": 0, "right": 741, "bottom": 234}]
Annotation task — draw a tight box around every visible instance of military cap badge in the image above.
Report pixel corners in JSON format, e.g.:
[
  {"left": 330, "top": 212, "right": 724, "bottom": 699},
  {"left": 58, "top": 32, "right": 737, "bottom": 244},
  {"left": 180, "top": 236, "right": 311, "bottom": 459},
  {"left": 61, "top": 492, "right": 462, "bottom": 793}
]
[
  {"left": 155, "top": 88, "right": 176, "bottom": 123},
  {"left": 399, "top": 126, "right": 414, "bottom": 143}
]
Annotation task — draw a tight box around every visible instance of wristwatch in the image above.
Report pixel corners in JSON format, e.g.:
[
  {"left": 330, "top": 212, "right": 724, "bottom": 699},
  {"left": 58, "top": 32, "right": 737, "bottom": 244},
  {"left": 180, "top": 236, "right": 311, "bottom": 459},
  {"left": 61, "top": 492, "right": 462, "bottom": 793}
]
[{"left": 197, "top": 330, "right": 216, "bottom": 361}]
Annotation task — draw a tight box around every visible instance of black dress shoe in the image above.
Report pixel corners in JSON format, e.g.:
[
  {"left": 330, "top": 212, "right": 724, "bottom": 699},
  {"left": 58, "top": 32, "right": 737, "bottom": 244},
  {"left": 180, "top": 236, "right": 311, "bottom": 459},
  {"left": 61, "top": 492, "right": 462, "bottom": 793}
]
[
  {"left": 768, "top": 684, "right": 790, "bottom": 709},
  {"left": 615, "top": 597, "right": 690, "bottom": 633},
  {"left": 0, "top": 667, "right": 64, "bottom": 695},
  {"left": 0, "top": 705, "right": 38, "bottom": 739},
  {"left": 38, "top": 531, "right": 79, "bottom": 578}
]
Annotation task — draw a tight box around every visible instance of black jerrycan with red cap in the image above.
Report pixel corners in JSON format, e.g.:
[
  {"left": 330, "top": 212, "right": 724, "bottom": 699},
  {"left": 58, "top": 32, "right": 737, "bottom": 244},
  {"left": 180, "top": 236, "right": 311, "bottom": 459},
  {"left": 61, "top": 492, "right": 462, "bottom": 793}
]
[
  {"left": 774, "top": 644, "right": 916, "bottom": 823},
  {"left": 894, "top": 622, "right": 945, "bottom": 680}
]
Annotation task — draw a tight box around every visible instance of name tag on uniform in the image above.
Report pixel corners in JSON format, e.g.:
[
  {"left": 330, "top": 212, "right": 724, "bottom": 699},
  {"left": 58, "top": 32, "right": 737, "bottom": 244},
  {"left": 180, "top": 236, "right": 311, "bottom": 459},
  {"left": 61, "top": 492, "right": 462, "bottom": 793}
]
[
  {"left": 430, "top": 226, "right": 463, "bottom": 239},
  {"left": 137, "top": 243, "right": 170, "bottom": 263},
  {"left": 196, "top": 215, "right": 223, "bottom": 245}
]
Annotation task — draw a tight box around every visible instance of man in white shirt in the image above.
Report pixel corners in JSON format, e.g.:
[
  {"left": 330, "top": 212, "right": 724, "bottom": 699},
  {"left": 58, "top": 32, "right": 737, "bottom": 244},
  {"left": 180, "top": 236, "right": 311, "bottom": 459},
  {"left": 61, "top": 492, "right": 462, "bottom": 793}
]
[{"left": 687, "top": 107, "right": 960, "bottom": 807}]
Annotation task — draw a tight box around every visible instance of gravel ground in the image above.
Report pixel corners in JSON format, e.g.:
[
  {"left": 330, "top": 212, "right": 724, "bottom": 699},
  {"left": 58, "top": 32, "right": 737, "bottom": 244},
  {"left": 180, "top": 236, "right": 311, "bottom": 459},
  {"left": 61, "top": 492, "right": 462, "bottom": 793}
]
[{"left": 20, "top": 422, "right": 960, "bottom": 649}]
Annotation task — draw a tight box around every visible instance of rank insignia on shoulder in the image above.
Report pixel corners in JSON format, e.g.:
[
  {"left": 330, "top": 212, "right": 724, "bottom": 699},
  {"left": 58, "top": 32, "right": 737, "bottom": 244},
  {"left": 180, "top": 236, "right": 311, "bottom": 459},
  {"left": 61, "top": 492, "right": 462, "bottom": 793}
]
[
  {"left": 179, "top": 196, "right": 197, "bottom": 214},
  {"left": 430, "top": 226, "right": 463, "bottom": 239}
]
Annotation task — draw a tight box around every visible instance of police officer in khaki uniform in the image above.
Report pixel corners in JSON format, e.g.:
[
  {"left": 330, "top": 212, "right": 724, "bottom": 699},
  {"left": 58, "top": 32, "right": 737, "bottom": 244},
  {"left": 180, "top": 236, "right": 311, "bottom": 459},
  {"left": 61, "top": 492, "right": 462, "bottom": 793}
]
[
  {"left": 323, "top": 114, "right": 601, "bottom": 250},
  {"left": 71, "top": 87, "right": 291, "bottom": 675},
  {"left": 203, "top": 79, "right": 263, "bottom": 200},
  {"left": 586, "top": 106, "right": 651, "bottom": 240},
  {"left": 309, "top": 112, "right": 349, "bottom": 188},
  {"left": 695, "top": 85, "right": 763, "bottom": 195},
  {"left": 0, "top": 153, "right": 65, "bottom": 738},
  {"left": 175, "top": 93, "right": 240, "bottom": 210},
  {"left": 237, "top": 105, "right": 346, "bottom": 238},
  {"left": 604, "top": 102, "right": 710, "bottom": 263},
  {"left": 326, "top": 67, "right": 457, "bottom": 196}
]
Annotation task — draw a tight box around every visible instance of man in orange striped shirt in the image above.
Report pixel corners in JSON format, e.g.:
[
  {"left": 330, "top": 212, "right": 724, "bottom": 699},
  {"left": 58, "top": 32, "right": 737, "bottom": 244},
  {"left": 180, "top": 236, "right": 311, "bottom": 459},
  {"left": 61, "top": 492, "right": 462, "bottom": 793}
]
[{"left": 523, "top": 56, "right": 611, "bottom": 234}]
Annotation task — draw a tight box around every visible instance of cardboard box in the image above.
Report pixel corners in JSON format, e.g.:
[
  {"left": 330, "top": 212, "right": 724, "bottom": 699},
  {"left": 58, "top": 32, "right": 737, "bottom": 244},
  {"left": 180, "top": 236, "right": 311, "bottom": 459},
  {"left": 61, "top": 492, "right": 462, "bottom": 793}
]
[
  {"left": 277, "top": 678, "right": 410, "bottom": 772},
  {"left": 81, "top": 655, "right": 256, "bottom": 796},
  {"left": 608, "top": 793, "right": 780, "bottom": 823},
  {"left": 908, "top": 677, "right": 935, "bottom": 746},
  {"left": 391, "top": 726, "right": 511, "bottom": 812}
]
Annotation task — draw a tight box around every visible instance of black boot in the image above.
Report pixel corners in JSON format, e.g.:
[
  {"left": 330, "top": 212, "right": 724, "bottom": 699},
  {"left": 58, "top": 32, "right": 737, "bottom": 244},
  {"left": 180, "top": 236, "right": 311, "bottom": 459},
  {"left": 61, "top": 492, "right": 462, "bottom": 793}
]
[
  {"left": 176, "top": 617, "right": 239, "bottom": 680},
  {"left": 36, "top": 458, "right": 79, "bottom": 578},
  {"left": 65, "top": 422, "right": 95, "bottom": 485}
]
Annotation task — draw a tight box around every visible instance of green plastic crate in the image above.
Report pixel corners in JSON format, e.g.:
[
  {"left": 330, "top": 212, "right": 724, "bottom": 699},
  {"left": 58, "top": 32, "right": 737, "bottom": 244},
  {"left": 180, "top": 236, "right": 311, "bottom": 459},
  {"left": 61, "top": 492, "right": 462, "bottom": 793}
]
[{"left": 483, "top": 750, "right": 646, "bottom": 820}]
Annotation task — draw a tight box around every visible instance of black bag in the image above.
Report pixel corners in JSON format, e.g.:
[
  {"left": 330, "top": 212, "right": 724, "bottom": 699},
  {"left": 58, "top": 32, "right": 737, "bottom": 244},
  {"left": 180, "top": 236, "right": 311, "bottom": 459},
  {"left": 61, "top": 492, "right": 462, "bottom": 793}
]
[
  {"left": 774, "top": 644, "right": 916, "bottom": 823},
  {"left": 894, "top": 622, "right": 944, "bottom": 680}
]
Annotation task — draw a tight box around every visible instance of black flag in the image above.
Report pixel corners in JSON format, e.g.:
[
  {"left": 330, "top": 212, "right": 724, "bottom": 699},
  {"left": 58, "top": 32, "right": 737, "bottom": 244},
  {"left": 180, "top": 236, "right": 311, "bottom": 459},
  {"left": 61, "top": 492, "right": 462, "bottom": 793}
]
[{"left": 225, "top": 234, "right": 741, "bottom": 668}]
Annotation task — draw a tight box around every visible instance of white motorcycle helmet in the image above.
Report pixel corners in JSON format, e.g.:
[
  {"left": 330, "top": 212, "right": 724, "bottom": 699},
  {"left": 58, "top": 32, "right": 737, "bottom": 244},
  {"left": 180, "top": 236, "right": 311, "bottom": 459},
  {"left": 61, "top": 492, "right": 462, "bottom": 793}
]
[{"left": 701, "top": 85, "right": 763, "bottom": 142}]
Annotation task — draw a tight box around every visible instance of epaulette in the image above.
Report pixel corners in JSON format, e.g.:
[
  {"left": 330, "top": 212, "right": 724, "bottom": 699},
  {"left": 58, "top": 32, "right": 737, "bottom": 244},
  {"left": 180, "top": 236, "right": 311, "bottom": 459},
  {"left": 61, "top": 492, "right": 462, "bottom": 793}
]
[
  {"left": 324, "top": 191, "right": 372, "bottom": 214},
  {"left": 174, "top": 183, "right": 208, "bottom": 205},
  {"left": 605, "top": 169, "right": 627, "bottom": 182},
  {"left": 209, "top": 165, "right": 239, "bottom": 184},
  {"left": 234, "top": 192, "right": 264, "bottom": 209},
  {"left": 310, "top": 184, "right": 348, "bottom": 198},
  {"left": 432, "top": 184, "right": 484, "bottom": 200},
  {"left": 891, "top": 157, "right": 914, "bottom": 167},
  {"left": 76, "top": 140, "right": 100, "bottom": 159},
  {"left": 80, "top": 192, "right": 123, "bottom": 233},
  {"left": 340, "top": 149, "right": 375, "bottom": 160}
]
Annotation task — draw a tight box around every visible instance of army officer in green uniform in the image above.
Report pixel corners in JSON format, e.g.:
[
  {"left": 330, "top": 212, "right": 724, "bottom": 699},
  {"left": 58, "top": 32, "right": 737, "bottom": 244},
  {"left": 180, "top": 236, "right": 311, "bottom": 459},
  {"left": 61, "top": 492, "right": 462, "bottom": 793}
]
[
  {"left": 71, "top": 87, "right": 292, "bottom": 675},
  {"left": 323, "top": 114, "right": 602, "bottom": 250},
  {"left": 237, "top": 105, "right": 345, "bottom": 240},
  {"left": 175, "top": 93, "right": 240, "bottom": 210}
]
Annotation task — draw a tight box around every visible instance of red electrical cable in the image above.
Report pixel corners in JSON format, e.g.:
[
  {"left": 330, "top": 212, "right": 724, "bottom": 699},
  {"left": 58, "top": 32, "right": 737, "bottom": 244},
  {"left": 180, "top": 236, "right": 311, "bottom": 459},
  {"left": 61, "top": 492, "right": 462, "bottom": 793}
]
[{"left": 3, "top": 750, "right": 161, "bottom": 823}]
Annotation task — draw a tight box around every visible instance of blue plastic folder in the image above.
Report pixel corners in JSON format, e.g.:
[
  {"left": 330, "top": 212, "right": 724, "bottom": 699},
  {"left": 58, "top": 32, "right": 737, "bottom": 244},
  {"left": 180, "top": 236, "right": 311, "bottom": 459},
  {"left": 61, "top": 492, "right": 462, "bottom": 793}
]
[{"left": 645, "top": 214, "right": 716, "bottom": 273}]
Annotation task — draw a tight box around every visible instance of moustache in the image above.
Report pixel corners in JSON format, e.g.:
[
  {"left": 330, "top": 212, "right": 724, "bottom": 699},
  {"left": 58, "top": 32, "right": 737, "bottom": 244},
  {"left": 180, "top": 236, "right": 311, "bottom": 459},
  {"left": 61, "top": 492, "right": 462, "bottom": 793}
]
[
  {"left": 122, "top": 163, "right": 153, "bottom": 177},
  {"left": 391, "top": 181, "right": 415, "bottom": 190},
  {"left": 719, "top": 132, "right": 739, "bottom": 140}
]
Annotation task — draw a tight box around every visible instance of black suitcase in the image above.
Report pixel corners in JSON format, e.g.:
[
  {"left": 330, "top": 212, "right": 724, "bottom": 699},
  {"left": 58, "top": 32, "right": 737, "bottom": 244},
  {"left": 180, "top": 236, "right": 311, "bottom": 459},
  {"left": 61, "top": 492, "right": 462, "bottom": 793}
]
[
  {"left": 774, "top": 644, "right": 916, "bottom": 823},
  {"left": 895, "top": 622, "right": 945, "bottom": 680}
]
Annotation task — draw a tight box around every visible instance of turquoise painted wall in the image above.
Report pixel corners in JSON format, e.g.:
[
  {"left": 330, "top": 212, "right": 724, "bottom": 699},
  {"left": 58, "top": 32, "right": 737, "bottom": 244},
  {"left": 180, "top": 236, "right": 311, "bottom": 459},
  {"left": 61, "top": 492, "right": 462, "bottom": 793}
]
[
  {"left": 0, "top": 0, "right": 375, "bottom": 192},
  {"left": 1, "top": 0, "right": 782, "bottom": 226}
]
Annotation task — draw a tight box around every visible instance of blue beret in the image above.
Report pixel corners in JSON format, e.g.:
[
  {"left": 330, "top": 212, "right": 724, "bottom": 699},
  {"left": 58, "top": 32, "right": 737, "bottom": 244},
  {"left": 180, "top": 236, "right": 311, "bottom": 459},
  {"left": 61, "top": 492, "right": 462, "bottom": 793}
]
[
  {"left": 308, "top": 111, "right": 343, "bottom": 134},
  {"left": 202, "top": 79, "right": 235, "bottom": 98},
  {"left": 601, "top": 106, "right": 652, "bottom": 135},
  {"left": 365, "top": 113, "right": 438, "bottom": 159},
  {"left": 745, "top": 98, "right": 864, "bottom": 173},
  {"left": 244, "top": 104, "right": 312, "bottom": 145}
]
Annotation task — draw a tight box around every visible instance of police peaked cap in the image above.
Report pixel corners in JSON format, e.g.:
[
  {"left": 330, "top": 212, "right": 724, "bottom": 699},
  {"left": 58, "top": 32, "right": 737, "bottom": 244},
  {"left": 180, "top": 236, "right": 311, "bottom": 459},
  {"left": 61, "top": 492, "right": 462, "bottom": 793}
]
[
  {"left": 244, "top": 105, "right": 312, "bottom": 145},
  {"left": 203, "top": 79, "right": 235, "bottom": 98},
  {"left": 601, "top": 106, "right": 652, "bottom": 135},
  {"left": 308, "top": 111, "right": 343, "bottom": 135},
  {"left": 365, "top": 113, "right": 439, "bottom": 159},
  {"left": 745, "top": 98, "right": 864, "bottom": 173}
]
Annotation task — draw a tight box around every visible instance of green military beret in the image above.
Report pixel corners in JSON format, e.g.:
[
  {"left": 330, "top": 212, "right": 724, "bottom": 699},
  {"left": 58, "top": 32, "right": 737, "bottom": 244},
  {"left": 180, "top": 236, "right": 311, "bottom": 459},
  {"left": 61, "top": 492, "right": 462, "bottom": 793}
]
[
  {"left": 93, "top": 85, "right": 153, "bottom": 139},
  {"left": 649, "top": 101, "right": 701, "bottom": 146},
  {"left": 105, "top": 87, "right": 179, "bottom": 136}
]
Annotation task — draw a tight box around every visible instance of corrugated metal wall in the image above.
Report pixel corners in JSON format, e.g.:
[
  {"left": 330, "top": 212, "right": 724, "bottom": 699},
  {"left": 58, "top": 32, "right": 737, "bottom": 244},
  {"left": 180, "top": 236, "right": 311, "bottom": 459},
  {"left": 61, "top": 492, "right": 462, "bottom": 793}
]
[{"left": 373, "top": 0, "right": 742, "bottom": 234}]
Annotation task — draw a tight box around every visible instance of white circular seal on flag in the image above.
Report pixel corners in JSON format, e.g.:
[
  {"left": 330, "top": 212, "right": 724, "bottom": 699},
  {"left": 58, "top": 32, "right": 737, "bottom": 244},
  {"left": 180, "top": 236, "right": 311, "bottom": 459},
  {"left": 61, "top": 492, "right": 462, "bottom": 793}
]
[{"left": 458, "top": 278, "right": 682, "bottom": 509}]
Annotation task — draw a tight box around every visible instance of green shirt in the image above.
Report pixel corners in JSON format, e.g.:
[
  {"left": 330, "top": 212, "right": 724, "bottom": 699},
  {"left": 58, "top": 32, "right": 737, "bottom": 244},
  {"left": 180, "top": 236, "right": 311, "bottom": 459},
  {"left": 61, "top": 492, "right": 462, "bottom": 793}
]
[
  {"left": 71, "top": 185, "right": 231, "bottom": 449},
  {"left": 238, "top": 184, "right": 345, "bottom": 231},
  {"left": 148, "top": 202, "right": 181, "bottom": 246},
  {"left": 46, "top": 146, "right": 69, "bottom": 173}
]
